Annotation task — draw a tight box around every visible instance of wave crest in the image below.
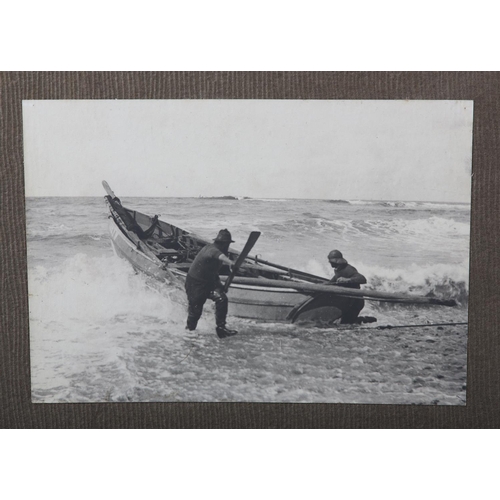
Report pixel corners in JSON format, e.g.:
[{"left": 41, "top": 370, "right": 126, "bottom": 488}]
[
  {"left": 302, "top": 259, "right": 469, "bottom": 306},
  {"left": 28, "top": 254, "right": 187, "bottom": 326}
]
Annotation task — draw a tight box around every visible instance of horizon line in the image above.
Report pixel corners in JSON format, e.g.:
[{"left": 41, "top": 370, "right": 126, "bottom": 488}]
[{"left": 24, "top": 194, "right": 471, "bottom": 204}]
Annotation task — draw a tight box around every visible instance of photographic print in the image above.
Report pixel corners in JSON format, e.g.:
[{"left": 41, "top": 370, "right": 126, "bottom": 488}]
[{"left": 24, "top": 99, "right": 472, "bottom": 404}]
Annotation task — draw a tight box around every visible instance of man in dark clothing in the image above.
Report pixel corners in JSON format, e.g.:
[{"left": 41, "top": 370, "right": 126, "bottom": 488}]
[
  {"left": 185, "top": 229, "right": 237, "bottom": 339},
  {"left": 327, "top": 249, "right": 367, "bottom": 323},
  {"left": 110, "top": 196, "right": 159, "bottom": 240}
]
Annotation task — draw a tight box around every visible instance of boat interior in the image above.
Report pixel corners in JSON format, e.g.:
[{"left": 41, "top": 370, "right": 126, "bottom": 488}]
[{"left": 108, "top": 196, "right": 298, "bottom": 281}]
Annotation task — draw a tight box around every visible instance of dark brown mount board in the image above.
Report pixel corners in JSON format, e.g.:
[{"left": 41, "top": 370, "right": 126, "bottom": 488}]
[{"left": 0, "top": 71, "right": 496, "bottom": 428}]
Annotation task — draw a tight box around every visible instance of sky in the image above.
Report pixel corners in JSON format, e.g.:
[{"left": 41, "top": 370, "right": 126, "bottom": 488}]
[{"left": 23, "top": 99, "right": 473, "bottom": 202}]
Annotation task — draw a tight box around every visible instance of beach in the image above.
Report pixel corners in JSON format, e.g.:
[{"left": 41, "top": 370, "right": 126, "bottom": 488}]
[{"left": 27, "top": 196, "right": 469, "bottom": 404}]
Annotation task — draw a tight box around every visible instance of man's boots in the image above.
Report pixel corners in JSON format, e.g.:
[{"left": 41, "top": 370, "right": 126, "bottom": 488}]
[{"left": 216, "top": 325, "right": 238, "bottom": 339}]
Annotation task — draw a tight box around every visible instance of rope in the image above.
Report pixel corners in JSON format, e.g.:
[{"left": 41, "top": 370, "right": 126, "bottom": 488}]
[{"left": 375, "top": 321, "right": 468, "bottom": 330}]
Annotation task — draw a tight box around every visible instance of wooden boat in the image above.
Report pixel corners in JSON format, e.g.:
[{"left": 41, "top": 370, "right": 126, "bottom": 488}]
[{"left": 102, "top": 181, "right": 457, "bottom": 323}]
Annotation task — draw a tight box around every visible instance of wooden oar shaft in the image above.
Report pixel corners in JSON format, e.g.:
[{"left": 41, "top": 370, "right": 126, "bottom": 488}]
[
  {"left": 223, "top": 231, "right": 261, "bottom": 292},
  {"left": 250, "top": 256, "right": 329, "bottom": 283},
  {"left": 226, "top": 276, "right": 457, "bottom": 306}
]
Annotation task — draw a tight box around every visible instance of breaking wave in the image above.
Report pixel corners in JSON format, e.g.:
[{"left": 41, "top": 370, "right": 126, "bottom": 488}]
[
  {"left": 350, "top": 200, "right": 470, "bottom": 210},
  {"left": 27, "top": 223, "right": 74, "bottom": 238},
  {"left": 28, "top": 254, "right": 187, "bottom": 328},
  {"left": 301, "top": 258, "right": 469, "bottom": 306},
  {"left": 275, "top": 216, "right": 470, "bottom": 243}
]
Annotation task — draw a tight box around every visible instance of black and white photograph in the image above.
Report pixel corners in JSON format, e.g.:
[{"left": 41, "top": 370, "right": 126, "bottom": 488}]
[{"left": 24, "top": 99, "right": 472, "bottom": 404}]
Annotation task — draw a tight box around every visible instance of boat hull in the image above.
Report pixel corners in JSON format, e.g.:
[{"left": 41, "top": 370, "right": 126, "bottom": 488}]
[
  {"left": 108, "top": 219, "right": 175, "bottom": 283},
  {"left": 223, "top": 283, "right": 305, "bottom": 321}
]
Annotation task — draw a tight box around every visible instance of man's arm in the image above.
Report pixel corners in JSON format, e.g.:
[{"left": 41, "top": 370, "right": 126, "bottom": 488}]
[
  {"left": 336, "top": 272, "right": 367, "bottom": 285},
  {"left": 215, "top": 254, "right": 233, "bottom": 290},
  {"left": 335, "top": 265, "right": 367, "bottom": 285},
  {"left": 218, "top": 254, "right": 233, "bottom": 267}
]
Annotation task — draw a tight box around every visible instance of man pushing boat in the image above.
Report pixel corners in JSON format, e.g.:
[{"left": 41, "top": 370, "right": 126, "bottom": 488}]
[
  {"left": 185, "top": 229, "right": 238, "bottom": 339},
  {"left": 327, "top": 249, "right": 368, "bottom": 323}
]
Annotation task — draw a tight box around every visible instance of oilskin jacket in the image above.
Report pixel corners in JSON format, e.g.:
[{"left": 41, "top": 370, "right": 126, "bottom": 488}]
[
  {"left": 329, "top": 264, "right": 366, "bottom": 289},
  {"left": 185, "top": 243, "right": 229, "bottom": 329}
]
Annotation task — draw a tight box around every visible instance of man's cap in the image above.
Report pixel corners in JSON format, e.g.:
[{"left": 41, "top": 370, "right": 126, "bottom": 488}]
[
  {"left": 214, "top": 229, "right": 235, "bottom": 243},
  {"left": 328, "top": 249, "right": 347, "bottom": 265}
]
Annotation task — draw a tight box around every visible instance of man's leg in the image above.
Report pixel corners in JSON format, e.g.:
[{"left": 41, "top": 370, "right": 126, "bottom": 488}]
[
  {"left": 215, "top": 292, "right": 228, "bottom": 327},
  {"left": 340, "top": 298, "right": 365, "bottom": 324},
  {"left": 210, "top": 290, "right": 237, "bottom": 338},
  {"left": 186, "top": 298, "right": 206, "bottom": 330},
  {"left": 185, "top": 277, "right": 209, "bottom": 331}
]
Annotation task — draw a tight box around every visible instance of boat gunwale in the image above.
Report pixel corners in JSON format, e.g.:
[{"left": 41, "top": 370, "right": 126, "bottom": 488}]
[
  {"left": 106, "top": 195, "right": 324, "bottom": 287},
  {"left": 106, "top": 206, "right": 310, "bottom": 295}
]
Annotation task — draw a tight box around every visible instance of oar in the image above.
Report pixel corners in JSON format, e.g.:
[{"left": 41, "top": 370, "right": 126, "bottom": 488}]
[
  {"left": 224, "top": 276, "right": 458, "bottom": 306},
  {"left": 223, "top": 231, "right": 261, "bottom": 292},
  {"left": 250, "top": 256, "right": 329, "bottom": 283}
]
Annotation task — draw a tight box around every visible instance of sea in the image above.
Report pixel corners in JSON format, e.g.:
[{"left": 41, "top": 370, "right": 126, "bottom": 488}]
[{"left": 26, "top": 196, "right": 470, "bottom": 404}]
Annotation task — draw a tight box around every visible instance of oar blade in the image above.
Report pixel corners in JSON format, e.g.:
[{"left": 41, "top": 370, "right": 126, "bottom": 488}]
[
  {"left": 224, "top": 231, "right": 261, "bottom": 292},
  {"left": 235, "top": 232, "right": 261, "bottom": 265}
]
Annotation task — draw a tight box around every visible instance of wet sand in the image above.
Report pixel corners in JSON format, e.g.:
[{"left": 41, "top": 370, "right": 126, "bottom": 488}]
[
  {"left": 31, "top": 317, "right": 467, "bottom": 405},
  {"left": 165, "top": 323, "right": 468, "bottom": 405}
]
